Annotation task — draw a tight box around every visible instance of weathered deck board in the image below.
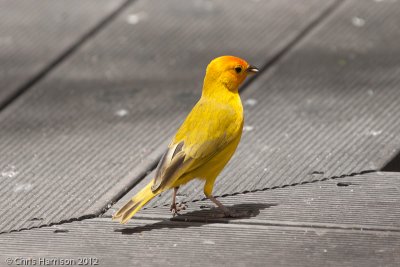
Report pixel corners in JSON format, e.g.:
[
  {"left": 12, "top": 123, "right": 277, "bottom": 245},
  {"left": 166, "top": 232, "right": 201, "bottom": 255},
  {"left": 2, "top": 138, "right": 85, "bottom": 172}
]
[
  {"left": 0, "top": 0, "right": 125, "bottom": 107},
  {"left": 1, "top": 220, "right": 399, "bottom": 267},
  {"left": 121, "top": 0, "right": 400, "bottom": 208},
  {"left": 107, "top": 172, "right": 400, "bottom": 231},
  {"left": 0, "top": 0, "right": 334, "bottom": 232},
  {"left": 1, "top": 173, "right": 399, "bottom": 267}
]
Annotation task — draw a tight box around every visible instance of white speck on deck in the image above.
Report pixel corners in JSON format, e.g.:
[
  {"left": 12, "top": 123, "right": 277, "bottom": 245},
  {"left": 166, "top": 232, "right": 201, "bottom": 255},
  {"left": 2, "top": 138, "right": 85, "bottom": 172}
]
[
  {"left": 368, "top": 130, "right": 382, "bottom": 136},
  {"left": 115, "top": 109, "right": 129, "bottom": 117},
  {"left": 304, "top": 198, "right": 314, "bottom": 205},
  {"left": 352, "top": 17, "right": 366, "bottom": 27},
  {"left": 244, "top": 98, "right": 258, "bottom": 107},
  {"left": 243, "top": 125, "right": 254, "bottom": 132},
  {"left": 1, "top": 165, "right": 17, "bottom": 178},
  {"left": 14, "top": 183, "right": 32, "bottom": 193},
  {"left": 126, "top": 12, "right": 148, "bottom": 25}
]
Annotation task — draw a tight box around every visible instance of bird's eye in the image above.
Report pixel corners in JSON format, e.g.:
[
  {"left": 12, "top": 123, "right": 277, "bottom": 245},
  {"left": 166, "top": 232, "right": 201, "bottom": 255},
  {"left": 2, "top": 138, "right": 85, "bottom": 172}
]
[{"left": 234, "top": 66, "right": 242, "bottom": 74}]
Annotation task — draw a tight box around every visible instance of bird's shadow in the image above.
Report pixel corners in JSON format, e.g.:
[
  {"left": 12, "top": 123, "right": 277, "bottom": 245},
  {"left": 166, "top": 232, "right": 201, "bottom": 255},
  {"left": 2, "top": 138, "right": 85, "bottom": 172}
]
[{"left": 114, "top": 202, "right": 277, "bottom": 235}]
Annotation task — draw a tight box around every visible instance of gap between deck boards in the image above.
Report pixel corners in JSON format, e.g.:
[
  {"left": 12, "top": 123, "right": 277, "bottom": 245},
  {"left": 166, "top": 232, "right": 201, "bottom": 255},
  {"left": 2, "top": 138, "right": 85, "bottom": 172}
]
[
  {"left": 0, "top": 0, "right": 137, "bottom": 111},
  {"left": 1, "top": 169, "right": 388, "bottom": 235}
]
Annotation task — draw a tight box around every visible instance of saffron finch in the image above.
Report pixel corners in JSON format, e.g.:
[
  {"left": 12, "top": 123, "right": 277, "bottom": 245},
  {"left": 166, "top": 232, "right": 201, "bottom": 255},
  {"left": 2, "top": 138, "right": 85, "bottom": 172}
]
[{"left": 113, "top": 56, "right": 258, "bottom": 224}]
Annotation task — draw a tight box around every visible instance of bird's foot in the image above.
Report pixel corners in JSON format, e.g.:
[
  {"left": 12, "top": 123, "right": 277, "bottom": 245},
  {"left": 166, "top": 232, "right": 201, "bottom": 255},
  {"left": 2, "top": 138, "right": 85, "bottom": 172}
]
[{"left": 170, "top": 202, "right": 187, "bottom": 216}]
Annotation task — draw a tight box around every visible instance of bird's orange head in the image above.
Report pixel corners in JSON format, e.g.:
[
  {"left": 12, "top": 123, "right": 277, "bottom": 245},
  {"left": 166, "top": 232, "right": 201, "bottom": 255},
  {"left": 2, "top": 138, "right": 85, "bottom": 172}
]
[{"left": 203, "top": 56, "right": 258, "bottom": 95}]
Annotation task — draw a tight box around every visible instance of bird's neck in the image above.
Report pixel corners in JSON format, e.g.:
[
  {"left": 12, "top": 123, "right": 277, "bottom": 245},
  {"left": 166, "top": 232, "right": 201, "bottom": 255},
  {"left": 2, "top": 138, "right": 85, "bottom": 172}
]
[
  {"left": 201, "top": 78, "right": 240, "bottom": 102},
  {"left": 200, "top": 81, "right": 243, "bottom": 121}
]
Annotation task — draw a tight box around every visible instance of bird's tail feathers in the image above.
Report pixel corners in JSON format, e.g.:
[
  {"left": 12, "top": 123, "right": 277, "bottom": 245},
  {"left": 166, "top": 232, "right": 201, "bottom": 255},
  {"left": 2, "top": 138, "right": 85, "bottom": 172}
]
[{"left": 112, "top": 181, "right": 156, "bottom": 224}]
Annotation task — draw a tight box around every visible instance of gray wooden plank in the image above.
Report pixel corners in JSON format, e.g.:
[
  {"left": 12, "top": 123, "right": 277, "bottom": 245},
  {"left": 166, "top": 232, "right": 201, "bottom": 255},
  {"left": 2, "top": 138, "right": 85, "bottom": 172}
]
[
  {"left": 0, "top": 0, "right": 334, "bottom": 232},
  {"left": 0, "top": 218, "right": 399, "bottom": 267},
  {"left": 107, "top": 172, "right": 400, "bottom": 231},
  {"left": 0, "top": 0, "right": 125, "bottom": 107},
  {"left": 125, "top": 0, "right": 400, "bottom": 207},
  {"left": 4, "top": 172, "right": 400, "bottom": 266}
]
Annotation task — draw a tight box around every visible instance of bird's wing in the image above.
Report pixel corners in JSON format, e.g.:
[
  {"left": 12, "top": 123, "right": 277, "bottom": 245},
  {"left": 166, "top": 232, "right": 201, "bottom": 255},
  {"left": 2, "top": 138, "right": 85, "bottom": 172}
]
[
  {"left": 151, "top": 141, "right": 187, "bottom": 192},
  {"left": 151, "top": 99, "right": 242, "bottom": 192}
]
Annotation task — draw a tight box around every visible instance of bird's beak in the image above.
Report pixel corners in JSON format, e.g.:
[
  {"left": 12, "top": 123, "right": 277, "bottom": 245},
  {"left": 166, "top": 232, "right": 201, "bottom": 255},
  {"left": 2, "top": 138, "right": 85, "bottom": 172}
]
[{"left": 246, "top": 65, "right": 259, "bottom": 74}]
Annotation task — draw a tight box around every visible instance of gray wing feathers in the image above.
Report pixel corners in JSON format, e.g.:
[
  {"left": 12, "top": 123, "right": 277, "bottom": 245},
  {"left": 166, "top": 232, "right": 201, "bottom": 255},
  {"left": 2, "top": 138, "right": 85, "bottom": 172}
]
[{"left": 151, "top": 141, "right": 186, "bottom": 192}]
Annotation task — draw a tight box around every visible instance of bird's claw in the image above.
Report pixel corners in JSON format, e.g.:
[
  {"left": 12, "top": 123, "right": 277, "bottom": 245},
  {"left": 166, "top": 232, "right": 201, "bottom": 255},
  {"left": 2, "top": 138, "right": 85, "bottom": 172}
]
[{"left": 170, "top": 202, "right": 187, "bottom": 216}]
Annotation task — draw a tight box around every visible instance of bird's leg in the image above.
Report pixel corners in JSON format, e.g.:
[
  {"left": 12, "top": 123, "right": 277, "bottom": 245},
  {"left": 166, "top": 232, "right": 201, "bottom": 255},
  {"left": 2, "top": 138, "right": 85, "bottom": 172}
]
[
  {"left": 170, "top": 187, "right": 179, "bottom": 216},
  {"left": 204, "top": 179, "right": 247, "bottom": 218},
  {"left": 170, "top": 187, "right": 186, "bottom": 216},
  {"left": 207, "top": 194, "right": 250, "bottom": 218},
  {"left": 207, "top": 195, "right": 232, "bottom": 217},
  {"left": 204, "top": 179, "right": 233, "bottom": 217}
]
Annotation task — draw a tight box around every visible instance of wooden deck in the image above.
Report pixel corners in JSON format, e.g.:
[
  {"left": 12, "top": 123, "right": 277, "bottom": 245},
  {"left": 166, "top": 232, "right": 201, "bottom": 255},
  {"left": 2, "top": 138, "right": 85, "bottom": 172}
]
[{"left": 0, "top": 0, "right": 399, "bottom": 266}]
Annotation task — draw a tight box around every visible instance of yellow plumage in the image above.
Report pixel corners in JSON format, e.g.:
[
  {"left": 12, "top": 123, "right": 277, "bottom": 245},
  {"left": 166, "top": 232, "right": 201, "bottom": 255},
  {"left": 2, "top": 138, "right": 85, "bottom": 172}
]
[{"left": 113, "top": 56, "right": 258, "bottom": 224}]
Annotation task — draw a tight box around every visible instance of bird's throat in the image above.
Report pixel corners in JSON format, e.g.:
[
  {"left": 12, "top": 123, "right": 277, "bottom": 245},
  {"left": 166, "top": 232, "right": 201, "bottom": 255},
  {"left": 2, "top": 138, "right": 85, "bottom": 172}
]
[{"left": 202, "top": 79, "right": 240, "bottom": 99}]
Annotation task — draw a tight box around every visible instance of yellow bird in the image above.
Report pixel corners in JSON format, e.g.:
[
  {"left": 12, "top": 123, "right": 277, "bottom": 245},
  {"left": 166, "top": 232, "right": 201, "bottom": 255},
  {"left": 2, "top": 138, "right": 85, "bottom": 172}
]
[{"left": 113, "top": 56, "right": 258, "bottom": 224}]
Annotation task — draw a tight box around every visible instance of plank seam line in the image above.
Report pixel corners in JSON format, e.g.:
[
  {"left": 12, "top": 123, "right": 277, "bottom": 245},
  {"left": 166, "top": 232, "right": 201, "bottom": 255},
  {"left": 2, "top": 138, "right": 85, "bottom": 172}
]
[
  {"left": 0, "top": 170, "right": 376, "bottom": 235},
  {"left": 0, "top": 158, "right": 162, "bottom": 235},
  {"left": 0, "top": 0, "right": 136, "bottom": 111},
  {"left": 238, "top": 0, "right": 345, "bottom": 94},
  {"left": 0, "top": 214, "right": 97, "bottom": 235},
  {"left": 144, "top": 170, "right": 377, "bottom": 209},
  {"left": 97, "top": 150, "right": 164, "bottom": 217},
  {"left": 129, "top": 217, "right": 400, "bottom": 234}
]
